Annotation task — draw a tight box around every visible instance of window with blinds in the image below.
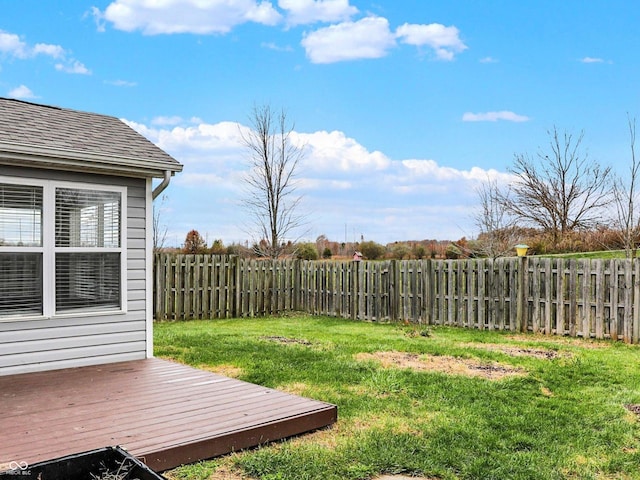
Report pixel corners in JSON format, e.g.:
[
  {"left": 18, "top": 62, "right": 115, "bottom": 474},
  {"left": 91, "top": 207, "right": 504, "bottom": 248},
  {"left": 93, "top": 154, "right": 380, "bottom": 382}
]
[
  {"left": 0, "top": 183, "right": 42, "bottom": 247},
  {"left": 55, "top": 253, "right": 120, "bottom": 312},
  {"left": 55, "top": 188, "right": 122, "bottom": 313},
  {"left": 0, "top": 180, "right": 124, "bottom": 319},
  {"left": 0, "top": 183, "right": 44, "bottom": 317}
]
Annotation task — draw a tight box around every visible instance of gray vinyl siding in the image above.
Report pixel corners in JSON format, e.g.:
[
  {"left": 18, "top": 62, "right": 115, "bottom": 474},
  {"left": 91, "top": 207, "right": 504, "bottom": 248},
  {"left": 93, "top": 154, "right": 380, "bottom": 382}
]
[{"left": 0, "top": 166, "right": 150, "bottom": 376}]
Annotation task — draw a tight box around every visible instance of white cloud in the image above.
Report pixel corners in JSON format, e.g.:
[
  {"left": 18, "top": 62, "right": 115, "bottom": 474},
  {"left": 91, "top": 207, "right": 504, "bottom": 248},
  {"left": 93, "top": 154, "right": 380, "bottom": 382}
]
[
  {"left": 301, "top": 16, "right": 396, "bottom": 63},
  {"left": 129, "top": 117, "right": 508, "bottom": 244},
  {"left": 296, "top": 177, "right": 352, "bottom": 191},
  {"left": 462, "top": 111, "right": 530, "bottom": 123},
  {"left": 401, "top": 159, "right": 512, "bottom": 183},
  {"left": 580, "top": 56, "right": 605, "bottom": 64},
  {"left": 152, "top": 116, "right": 188, "bottom": 126},
  {"left": 395, "top": 23, "right": 467, "bottom": 61},
  {"left": 261, "top": 41, "right": 294, "bottom": 52},
  {"left": 8, "top": 85, "right": 36, "bottom": 99},
  {"left": 149, "top": 115, "right": 204, "bottom": 126},
  {"left": 95, "top": 2, "right": 467, "bottom": 67},
  {"left": 296, "top": 129, "right": 390, "bottom": 172},
  {"left": 0, "top": 30, "right": 28, "bottom": 58},
  {"left": 33, "top": 43, "right": 65, "bottom": 58},
  {"left": 87, "top": 6, "right": 107, "bottom": 32},
  {"left": 279, "top": 0, "right": 358, "bottom": 26},
  {"left": 125, "top": 119, "right": 247, "bottom": 163},
  {"left": 0, "top": 30, "right": 67, "bottom": 60},
  {"left": 0, "top": 29, "right": 88, "bottom": 74},
  {"left": 55, "top": 60, "right": 91, "bottom": 75},
  {"left": 479, "top": 56, "right": 498, "bottom": 63},
  {"left": 246, "top": 1, "right": 282, "bottom": 24},
  {"left": 101, "top": 0, "right": 282, "bottom": 35},
  {"left": 106, "top": 79, "right": 138, "bottom": 87},
  {"left": 178, "top": 172, "right": 228, "bottom": 186}
]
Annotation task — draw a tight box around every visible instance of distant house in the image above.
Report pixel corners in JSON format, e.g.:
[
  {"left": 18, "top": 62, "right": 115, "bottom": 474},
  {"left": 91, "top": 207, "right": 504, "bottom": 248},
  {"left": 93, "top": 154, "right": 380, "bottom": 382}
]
[
  {"left": 353, "top": 251, "right": 363, "bottom": 261},
  {"left": 0, "top": 98, "right": 182, "bottom": 376}
]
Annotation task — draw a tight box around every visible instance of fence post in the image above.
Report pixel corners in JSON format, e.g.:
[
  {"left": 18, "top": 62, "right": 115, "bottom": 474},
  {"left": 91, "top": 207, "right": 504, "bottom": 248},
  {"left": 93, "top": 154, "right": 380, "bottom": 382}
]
[
  {"left": 153, "top": 252, "right": 162, "bottom": 321},
  {"left": 424, "top": 259, "right": 433, "bottom": 325},
  {"left": 232, "top": 255, "right": 240, "bottom": 317},
  {"left": 351, "top": 260, "right": 359, "bottom": 320},
  {"left": 634, "top": 258, "right": 640, "bottom": 344},
  {"left": 516, "top": 255, "right": 528, "bottom": 333}
]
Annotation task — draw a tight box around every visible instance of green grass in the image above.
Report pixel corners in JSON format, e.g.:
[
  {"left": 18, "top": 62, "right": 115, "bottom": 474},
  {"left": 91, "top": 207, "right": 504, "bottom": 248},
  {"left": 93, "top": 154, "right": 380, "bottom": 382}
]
[
  {"left": 536, "top": 250, "right": 628, "bottom": 259},
  {"left": 155, "top": 316, "right": 640, "bottom": 480}
]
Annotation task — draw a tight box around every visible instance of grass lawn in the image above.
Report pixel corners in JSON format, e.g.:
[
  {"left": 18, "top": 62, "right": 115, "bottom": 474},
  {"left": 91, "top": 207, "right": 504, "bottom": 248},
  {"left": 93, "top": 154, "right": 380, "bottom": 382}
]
[
  {"left": 536, "top": 250, "right": 629, "bottom": 259},
  {"left": 154, "top": 316, "right": 640, "bottom": 480}
]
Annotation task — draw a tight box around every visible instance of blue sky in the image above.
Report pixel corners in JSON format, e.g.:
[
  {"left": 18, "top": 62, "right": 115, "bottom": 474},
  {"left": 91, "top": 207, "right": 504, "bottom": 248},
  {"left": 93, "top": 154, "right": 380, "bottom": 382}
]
[{"left": 1, "top": 1, "right": 639, "bottom": 247}]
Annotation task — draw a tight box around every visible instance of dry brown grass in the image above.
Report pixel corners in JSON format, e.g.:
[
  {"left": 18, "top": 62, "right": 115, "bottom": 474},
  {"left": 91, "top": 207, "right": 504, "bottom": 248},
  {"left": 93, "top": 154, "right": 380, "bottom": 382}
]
[
  {"left": 197, "top": 364, "right": 244, "bottom": 378},
  {"left": 373, "top": 475, "right": 439, "bottom": 480},
  {"left": 506, "top": 334, "right": 609, "bottom": 349},
  {"left": 279, "top": 381, "right": 309, "bottom": 396},
  {"left": 355, "top": 351, "right": 525, "bottom": 380},
  {"left": 459, "top": 342, "right": 564, "bottom": 359},
  {"left": 207, "top": 465, "right": 247, "bottom": 480}
]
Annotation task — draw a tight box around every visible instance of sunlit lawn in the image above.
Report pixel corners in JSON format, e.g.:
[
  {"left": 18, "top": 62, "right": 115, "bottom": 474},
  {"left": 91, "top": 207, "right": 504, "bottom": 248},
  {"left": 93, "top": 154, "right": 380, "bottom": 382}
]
[
  {"left": 537, "top": 250, "right": 629, "bottom": 259},
  {"left": 155, "top": 316, "right": 640, "bottom": 480}
]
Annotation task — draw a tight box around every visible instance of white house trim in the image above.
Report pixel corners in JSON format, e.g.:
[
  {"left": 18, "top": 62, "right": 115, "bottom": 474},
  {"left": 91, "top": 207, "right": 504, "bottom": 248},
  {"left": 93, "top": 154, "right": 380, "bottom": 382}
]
[{"left": 145, "top": 177, "right": 154, "bottom": 358}]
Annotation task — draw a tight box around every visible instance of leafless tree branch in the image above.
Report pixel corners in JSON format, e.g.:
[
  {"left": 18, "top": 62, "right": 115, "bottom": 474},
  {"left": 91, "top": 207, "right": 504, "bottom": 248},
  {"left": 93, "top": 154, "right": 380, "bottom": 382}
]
[
  {"left": 503, "top": 127, "right": 612, "bottom": 246},
  {"left": 473, "top": 177, "right": 520, "bottom": 258},
  {"left": 240, "top": 104, "right": 307, "bottom": 259},
  {"left": 612, "top": 115, "right": 639, "bottom": 258},
  {"left": 152, "top": 194, "right": 168, "bottom": 253}
]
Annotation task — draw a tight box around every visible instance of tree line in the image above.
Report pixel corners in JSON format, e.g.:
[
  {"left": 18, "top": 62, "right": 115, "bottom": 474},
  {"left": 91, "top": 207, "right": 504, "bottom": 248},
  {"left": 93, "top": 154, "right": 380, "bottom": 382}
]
[{"left": 168, "top": 229, "right": 455, "bottom": 261}]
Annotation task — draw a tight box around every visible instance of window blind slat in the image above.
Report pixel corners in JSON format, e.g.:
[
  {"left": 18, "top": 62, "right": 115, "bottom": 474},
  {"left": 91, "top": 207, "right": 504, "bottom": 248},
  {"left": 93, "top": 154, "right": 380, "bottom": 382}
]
[
  {"left": 55, "top": 188, "right": 120, "bottom": 248},
  {"left": 0, "top": 253, "right": 43, "bottom": 316},
  {"left": 0, "top": 183, "right": 43, "bottom": 247},
  {"left": 55, "top": 187, "right": 122, "bottom": 313},
  {"left": 0, "top": 183, "right": 44, "bottom": 318},
  {"left": 55, "top": 253, "right": 121, "bottom": 312}
]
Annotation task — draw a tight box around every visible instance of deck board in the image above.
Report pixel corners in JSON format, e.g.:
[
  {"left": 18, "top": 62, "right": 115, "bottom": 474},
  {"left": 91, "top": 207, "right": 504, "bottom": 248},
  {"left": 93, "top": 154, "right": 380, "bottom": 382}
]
[{"left": 0, "top": 358, "right": 337, "bottom": 471}]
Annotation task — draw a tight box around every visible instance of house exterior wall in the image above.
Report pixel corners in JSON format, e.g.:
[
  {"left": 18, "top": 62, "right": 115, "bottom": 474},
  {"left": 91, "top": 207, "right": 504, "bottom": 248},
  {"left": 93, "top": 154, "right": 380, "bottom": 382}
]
[{"left": 0, "top": 166, "right": 150, "bottom": 375}]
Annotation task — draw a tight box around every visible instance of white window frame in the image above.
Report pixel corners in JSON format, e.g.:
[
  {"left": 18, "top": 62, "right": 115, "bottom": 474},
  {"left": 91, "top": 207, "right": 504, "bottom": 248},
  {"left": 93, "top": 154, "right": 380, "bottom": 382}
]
[{"left": 0, "top": 176, "right": 127, "bottom": 321}]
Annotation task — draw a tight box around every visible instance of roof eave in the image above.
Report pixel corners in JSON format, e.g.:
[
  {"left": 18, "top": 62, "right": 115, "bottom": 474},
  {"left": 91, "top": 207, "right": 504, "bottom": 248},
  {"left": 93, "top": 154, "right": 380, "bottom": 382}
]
[{"left": 0, "top": 142, "right": 183, "bottom": 178}]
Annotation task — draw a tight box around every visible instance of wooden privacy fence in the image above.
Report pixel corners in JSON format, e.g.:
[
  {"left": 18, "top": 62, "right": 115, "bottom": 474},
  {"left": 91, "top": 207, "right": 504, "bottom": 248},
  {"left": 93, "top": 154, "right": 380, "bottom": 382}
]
[{"left": 154, "top": 254, "right": 640, "bottom": 343}]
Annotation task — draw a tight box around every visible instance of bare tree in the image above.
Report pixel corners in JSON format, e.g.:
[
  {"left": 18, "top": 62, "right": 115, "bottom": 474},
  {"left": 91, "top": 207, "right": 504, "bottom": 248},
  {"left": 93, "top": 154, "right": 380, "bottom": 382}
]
[
  {"left": 502, "top": 127, "right": 612, "bottom": 245},
  {"left": 612, "top": 115, "right": 639, "bottom": 258},
  {"left": 240, "top": 104, "right": 306, "bottom": 259},
  {"left": 473, "top": 177, "right": 520, "bottom": 258},
  {"left": 152, "top": 194, "right": 169, "bottom": 252}
]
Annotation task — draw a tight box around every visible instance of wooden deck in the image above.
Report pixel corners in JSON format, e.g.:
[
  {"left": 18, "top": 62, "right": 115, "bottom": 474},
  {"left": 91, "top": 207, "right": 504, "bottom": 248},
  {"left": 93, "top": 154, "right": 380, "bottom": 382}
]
[{"left": 0, "top": 358, "right": 337, "bottom": 472}]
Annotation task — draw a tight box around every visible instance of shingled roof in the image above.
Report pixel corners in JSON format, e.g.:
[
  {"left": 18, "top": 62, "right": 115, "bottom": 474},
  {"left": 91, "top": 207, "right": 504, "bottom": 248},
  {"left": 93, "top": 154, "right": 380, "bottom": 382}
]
[{"left": 0, "top": 98, "right": 182, "bottom": 178}]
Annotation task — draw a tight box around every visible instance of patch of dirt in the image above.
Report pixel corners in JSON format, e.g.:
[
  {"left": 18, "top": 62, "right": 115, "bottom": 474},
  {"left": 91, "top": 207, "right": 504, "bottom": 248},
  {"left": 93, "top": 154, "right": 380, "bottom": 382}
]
[
  {"left": 506, "top": 334, "right": 608, "bottom": 349},
  {"left": 207, "top": 465, "right": 246, "bottom": 479},
  {"left": 374, "top": 476, "right": 438, "bottom": 480},
  {"left": 625, "top": 404, "right": 640, "bottom": 418},
  {"left": 260, "top": 335, "right": 312, "bottom": 346},
  {"left": 356, "top": 351, "right": 525, "bottom": 380},
  {"left": 540, "top": 386, "right": 554, "bottom": 397},
  {"left": 460, "top": 342, "right": 563, "bottom": 359}
]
